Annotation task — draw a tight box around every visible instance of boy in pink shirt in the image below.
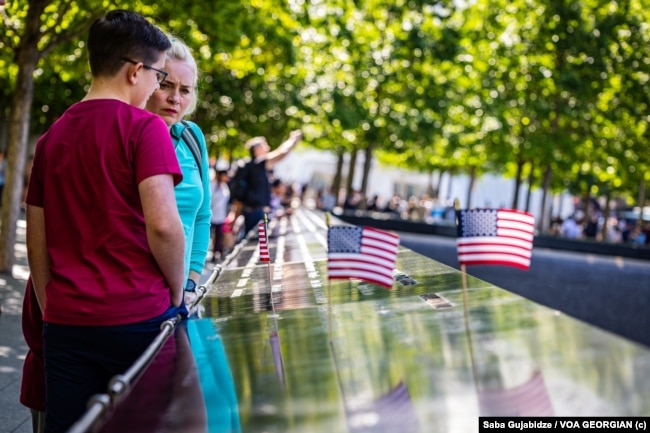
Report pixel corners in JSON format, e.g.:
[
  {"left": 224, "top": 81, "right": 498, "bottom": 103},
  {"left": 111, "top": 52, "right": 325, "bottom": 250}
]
[{"left": 24, "top": 10, "right": 185, "bottom": 432}]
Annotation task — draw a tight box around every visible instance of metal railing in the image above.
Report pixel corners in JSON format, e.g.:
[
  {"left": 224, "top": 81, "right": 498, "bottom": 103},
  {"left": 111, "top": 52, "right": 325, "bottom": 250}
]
[{"left": 66, "top": 265, "right": 222, "bottom": 433}]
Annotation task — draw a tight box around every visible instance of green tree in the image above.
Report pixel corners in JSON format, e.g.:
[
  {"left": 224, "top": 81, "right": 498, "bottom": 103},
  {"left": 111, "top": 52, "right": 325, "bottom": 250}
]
[
  {"left": 0, "top": 0, "right": 112, "bottom": 273},
  {"left": 0, "top": 0, "right": 305, "bottom": 271}
]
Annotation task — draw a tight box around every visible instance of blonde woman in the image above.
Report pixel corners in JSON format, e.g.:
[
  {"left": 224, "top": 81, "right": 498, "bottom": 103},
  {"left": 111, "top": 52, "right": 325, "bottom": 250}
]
[{"left": 146, "top": 38, "right": 211, "bottom": 301}]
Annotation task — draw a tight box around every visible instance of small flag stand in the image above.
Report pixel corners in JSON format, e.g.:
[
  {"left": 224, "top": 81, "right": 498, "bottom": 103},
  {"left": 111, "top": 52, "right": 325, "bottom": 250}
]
[
  {"left": 325, "top": 213, "right": 400, "bottom": 342},
  {"left": 259, "top": 214, "right": 286, "bottom": 387},
  {"left": 456, "top": 201, "right": 479, "bottom": 389},
  {"left": 455, "top": 199, "right": 539, "bottom": 404},
  {"left": 259, "top": 214, "right": 276, "bottom": 312}
]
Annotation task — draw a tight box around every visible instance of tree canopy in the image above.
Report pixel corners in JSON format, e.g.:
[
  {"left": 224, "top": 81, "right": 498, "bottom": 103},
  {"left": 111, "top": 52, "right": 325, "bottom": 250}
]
[{"left": 1, "top": 0, "right": 649, "bottom": 269}]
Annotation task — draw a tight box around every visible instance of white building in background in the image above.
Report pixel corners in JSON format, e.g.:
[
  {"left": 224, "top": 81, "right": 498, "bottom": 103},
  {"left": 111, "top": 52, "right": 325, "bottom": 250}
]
[{"left": 273, "top": 148, "right": 575, "bottom": 223}]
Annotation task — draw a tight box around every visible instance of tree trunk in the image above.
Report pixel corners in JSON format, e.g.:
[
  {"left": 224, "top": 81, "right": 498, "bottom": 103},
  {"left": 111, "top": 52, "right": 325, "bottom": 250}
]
[
  {"left": 345, "top": 149, "right": 357, "bottom": 204},
  {"left": 600, "top": 189, "right": 612, "bottom": 241},
  {"left": 511, "top": 157, "right": 524, "bottom": 210},
  {"left": 582, "top": 191, "right": 591, "bottom": 221},
  {"left": 556, "top": 191, "right": 565, "bottom": 219},
  {"left": 524, "top": 161, "right": 534, "bottom": 213},
  {"left": 637, "top": 179, "right": 646, "bottom": 230},
  {"left": 538, "top": 164, "right": 552, "bottom": 233},
  {"left": 332, "top": 150, "right": 344, "bottom": 206},
  {"left": 465, "top": 166, "right": 476, "bottom": 209},
  {"left": 446, "top": 170, "right": 454, "bottom": 203},
  {"left": 0, "top": 1, "right": 46, "bottom": 274},
  {"left": 428, "top": 170, "right": 440, "bottom": 198},
  {"left": 359, "top": 143, "right": 374, "bottom": 209}
]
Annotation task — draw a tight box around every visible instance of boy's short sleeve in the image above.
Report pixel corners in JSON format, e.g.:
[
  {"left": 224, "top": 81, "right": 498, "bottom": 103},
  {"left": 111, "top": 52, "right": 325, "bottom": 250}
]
[{"left": 134, "top": 116, "right": 183, "bottom": 185}]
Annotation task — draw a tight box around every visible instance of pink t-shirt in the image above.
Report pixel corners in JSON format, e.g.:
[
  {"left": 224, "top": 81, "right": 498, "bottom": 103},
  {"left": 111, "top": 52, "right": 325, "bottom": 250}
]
[{"left": 27, "top": 99, "right": 182, "bottom": 326}]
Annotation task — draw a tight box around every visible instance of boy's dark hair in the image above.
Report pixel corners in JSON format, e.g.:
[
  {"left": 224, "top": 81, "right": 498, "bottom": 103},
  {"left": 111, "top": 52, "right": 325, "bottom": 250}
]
[{"left": 87, "top": 10, "right": 171, "bottom": 77}]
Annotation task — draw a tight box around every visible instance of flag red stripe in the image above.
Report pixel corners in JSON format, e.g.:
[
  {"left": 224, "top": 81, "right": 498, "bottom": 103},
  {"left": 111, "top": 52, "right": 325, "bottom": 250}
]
[
  {"left": 359, "top": 248, "right": 397, "bottom": 263},
  {"left": 329, "top": 272, "right": 394, "bottom": 288},
  {"left": 329, "top": 253, "right": 395, "bottom": 271},
  {"left": 497, "top": 210, "right": 535, "bottom": 225},
  {"left": 328, "top": 265, "right": 394, "bottom": 281},
  {"left": 363, "top": 227, "right": 400, "bottom": 243},
  {"left": 458, "top": 258, "right": 531, "bottom": 270},
  {"left": 458, "top": 240, "right": 533, "bottom": 255},
  {"left": 497, "top": 227, "right": 534, "bottom": 241},
  {"left": 458, "top": 250, "right": 532, "bottom": 261}
]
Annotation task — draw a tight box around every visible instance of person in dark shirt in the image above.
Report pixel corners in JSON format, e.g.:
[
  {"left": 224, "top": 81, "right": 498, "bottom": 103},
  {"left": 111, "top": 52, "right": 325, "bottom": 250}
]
[{"left": 233, "top": 130, "right": 302, "bottom": 235}]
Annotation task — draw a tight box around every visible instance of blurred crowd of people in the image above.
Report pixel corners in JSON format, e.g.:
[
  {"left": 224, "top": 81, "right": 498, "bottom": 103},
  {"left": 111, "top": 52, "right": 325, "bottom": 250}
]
[
  {"left": 315, "top": 187, "right": 650, "bottom": 247},
  {"left": 551, "top": 211, "right": 650, "bottom": 245},
  {"left": 316, "top": 189, "right": 457, "bottom": 224}
]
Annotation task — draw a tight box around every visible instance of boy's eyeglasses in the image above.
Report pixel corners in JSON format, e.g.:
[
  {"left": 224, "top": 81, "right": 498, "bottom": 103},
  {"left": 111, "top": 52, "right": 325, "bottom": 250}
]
[{"left": 120, "top": 57, "right": 168, "bottom": 83}]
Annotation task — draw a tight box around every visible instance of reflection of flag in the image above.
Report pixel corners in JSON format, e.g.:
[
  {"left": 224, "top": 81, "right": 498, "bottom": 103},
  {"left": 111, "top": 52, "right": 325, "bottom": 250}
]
[
  {"left": 456, "top": 208, "right": 535, "bottom": 270},
  {"left": 478, "top": 370, "right": 554, "bottom": 416},
  {"left": 347, "top": 380, "right": 419, "bottom": 433},
  {"left": 327, "top": 226, "right": 399, "bottom": 288},
  {"left": 258, "top": 222, "right": 270, "bottom": 262}
]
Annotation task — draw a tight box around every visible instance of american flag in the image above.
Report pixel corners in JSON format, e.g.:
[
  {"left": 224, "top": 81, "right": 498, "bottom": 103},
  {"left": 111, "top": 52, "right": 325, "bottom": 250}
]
[
  {"left": 327, "top": 226, "right": 399, "bottom": 288},
  {"left": 478, "top": 370, "right": 554, "bottom": 416},
  {"left": 456, "top": 208, "right": 535, "bottom": 270},
  {"left": 258, "top": 221, "right": 270, "bottom": 262}
]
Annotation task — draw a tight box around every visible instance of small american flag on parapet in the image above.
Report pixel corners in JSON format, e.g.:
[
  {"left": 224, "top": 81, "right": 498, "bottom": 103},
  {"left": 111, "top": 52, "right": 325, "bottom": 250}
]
[
  {"left": 327, "top": 226, "right": 399, "bottom": 288},
  {"left": 258, "top": 221, "right": 270, "bottom": 263},
  {"left": 456, "top": 208, "right": 535, "bottom": 270}
]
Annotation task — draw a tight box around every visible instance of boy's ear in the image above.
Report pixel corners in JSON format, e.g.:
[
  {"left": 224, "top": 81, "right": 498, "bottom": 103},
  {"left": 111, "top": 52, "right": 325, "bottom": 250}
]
[{"left": 123, "top": 62, "right": 142, "bottom": 85}]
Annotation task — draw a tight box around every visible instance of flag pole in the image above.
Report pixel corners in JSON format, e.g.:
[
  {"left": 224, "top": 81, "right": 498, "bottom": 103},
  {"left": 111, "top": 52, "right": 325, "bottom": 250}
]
[
  {"left": 460, "top": 263, "right": 479, "bottom": 391},
  {"left": 325, "top": 212, "right": 333, "bottom": 342},
  {"left": 457, "top": 205, "right": 536, "bottom": 401},
  {"left": 328, "top": 283, "right": 333, "bottom": 342},
  {"left": 262, "top": 214, "right": 286, "bottom": 388},
  {"left": 456, "top": 199, "right": 479, "bottom": 392}
]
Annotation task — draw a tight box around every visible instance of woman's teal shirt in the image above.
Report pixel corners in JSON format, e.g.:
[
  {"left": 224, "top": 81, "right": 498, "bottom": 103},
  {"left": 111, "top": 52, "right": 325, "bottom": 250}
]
[{"left": 170, "top": 121, "right": 212, "bottom": 278}]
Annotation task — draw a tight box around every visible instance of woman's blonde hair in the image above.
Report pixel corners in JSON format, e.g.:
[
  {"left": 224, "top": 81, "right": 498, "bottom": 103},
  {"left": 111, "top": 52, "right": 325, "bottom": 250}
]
[{"left": 167, "top": 37, "right": 198, "bottom": 116}]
